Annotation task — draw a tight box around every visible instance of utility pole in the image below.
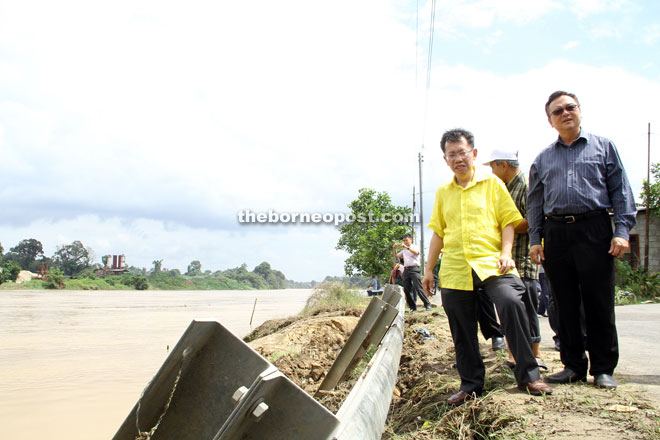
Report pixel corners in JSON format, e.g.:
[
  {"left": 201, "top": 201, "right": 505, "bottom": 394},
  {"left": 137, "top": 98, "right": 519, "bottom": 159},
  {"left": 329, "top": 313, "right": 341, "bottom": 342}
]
[
  {"left": 645, "top": 122, "right": 650, "bottom": 272},
  {"left": 412, "top": 187, "right": 416, "bottom": 241},
  {"left": 418, "top": 151, "right": 425, "bottom": 272}
]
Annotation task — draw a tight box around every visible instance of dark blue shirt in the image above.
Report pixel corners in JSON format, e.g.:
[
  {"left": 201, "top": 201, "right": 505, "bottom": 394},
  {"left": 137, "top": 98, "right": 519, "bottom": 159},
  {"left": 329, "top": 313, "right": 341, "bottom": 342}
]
[{"left": 528, "top": 129, "right": 636, "bottom": 245}]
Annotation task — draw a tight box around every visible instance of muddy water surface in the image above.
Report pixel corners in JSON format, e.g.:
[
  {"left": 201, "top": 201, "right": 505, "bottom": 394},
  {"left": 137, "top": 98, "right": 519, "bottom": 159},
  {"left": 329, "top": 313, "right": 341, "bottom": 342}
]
[{"left": 0, "top": 289, "right": 312, "bottom": 440}]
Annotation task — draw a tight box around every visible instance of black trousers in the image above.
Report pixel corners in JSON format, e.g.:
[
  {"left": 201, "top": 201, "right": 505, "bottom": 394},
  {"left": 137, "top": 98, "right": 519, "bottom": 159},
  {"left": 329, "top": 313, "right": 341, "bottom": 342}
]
[
  {"left": 542, "top": 211, "right": 618, "bottom": 376},
  {"left": 538, "top": 272, "right": 550, "bottom": 315},
  {"left": 521, "top": 278, "right": 541, "bottom": 344},
  {"left": 402, "top": 266, "right": 431, "bottom": 311},
  {"left": 442, "top": 272, "right": 540, "bottom": 393},
  {"left": 476, "top": 293, "right": 504, "bottom": 340}
]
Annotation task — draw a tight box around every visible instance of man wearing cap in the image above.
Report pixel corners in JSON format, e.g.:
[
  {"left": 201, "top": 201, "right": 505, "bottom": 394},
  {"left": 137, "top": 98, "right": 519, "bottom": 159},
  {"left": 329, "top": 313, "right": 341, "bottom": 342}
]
[
  {"left": 422, "top": 128, "right": 551, "bottom": 405},
  {"left": 485, "top": 148, "right": 544, "bottom": 369},
  {"left": 528, "top": 91, "right": 636, "bottom": 390}
]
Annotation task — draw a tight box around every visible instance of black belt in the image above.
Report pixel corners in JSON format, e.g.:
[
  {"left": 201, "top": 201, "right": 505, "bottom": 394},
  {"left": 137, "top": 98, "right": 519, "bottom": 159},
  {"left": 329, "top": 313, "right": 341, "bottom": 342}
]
[
  {"left": 547, "top": 209, "right": 607, "bottom": 224},
  {"left": 404, "top": 266, "right": 420, "bottom": 269}
]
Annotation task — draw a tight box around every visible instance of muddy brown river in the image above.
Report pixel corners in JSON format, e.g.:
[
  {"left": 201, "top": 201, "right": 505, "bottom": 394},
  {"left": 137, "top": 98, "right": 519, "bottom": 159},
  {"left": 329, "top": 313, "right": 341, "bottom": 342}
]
[{"left": 0, "top": 289, "right": 313, "bottom": 440}]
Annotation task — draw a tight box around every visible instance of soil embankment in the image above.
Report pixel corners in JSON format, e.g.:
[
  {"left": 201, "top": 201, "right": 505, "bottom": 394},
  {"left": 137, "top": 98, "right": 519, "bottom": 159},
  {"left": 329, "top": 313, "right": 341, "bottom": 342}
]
[{"left": 247, "top": 306, "right": 660, "bottom": 439}]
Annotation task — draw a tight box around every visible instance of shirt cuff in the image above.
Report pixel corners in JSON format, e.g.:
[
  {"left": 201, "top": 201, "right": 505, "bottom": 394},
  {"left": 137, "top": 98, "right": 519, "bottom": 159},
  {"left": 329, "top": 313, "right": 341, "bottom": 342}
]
[
  {"left": 613, "top": 224, "right": 630, "bottom": 241},
  {"left": 529, "top": 232, "right": 542, "bottom": 246}
]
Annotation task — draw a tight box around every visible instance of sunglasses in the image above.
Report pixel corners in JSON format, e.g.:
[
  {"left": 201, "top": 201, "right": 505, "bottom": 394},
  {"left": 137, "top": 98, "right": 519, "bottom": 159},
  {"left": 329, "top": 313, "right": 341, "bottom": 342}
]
[{"left": 551, "top": 103, "right": 579, "bottom": 116}]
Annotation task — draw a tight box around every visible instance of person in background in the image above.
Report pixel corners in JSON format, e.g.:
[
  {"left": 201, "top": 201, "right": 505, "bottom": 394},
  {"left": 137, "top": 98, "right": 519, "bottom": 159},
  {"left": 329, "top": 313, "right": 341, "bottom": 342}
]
[
  {"left": 528, "top": 91, "right": 636, "bottom": 390},
  {"left": 422, "top": 128, "right": 551, "bottom": 405},
  {"left": 485, "top": 148, "right": 545, "bottom": 370},
  {"left": 389, "top": 256, "right": 405, "bottom": 286},
  {"left": 537, "top": 266, "right": 550, "bottom": 317},
  {"left": 395, "top": 234, "right": 432, "bottom": 311},
  {"left": 366, "top": 275, "right": 378, "bottom": 293}
]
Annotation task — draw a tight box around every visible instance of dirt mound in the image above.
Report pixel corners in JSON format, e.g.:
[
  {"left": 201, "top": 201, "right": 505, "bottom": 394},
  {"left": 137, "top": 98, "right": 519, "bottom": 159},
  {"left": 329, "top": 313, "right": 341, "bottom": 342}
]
[
  {"left": 15, "top": 270, "right": 38, "bottom": 284},
  {"left": 247, "top": 308, "right": 364, "bottom": 412}
]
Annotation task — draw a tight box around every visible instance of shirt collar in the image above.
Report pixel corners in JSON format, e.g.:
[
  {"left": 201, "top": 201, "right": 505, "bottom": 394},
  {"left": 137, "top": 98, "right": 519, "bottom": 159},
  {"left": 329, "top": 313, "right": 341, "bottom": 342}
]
[
  {"left": 554, "top": 128, "right": 587, "bottom": 148},
  {"left": 451, "top": 166, "right": 488, "bottom": 189}
]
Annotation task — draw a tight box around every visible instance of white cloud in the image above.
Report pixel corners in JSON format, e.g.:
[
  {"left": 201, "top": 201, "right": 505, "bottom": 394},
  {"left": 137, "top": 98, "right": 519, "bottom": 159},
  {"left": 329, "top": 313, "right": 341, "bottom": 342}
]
[
  {"left": 433, "top": 0, "right": 561, "bottom": 31},
  {"left": 642, "top": 24, "right": 660, "bottom": 45},
  {"left": 568, "top": 0, "right": 631, "bottom": 19},
  {"left": 563, "top": 40, "right": 580, "bottom": 49}
]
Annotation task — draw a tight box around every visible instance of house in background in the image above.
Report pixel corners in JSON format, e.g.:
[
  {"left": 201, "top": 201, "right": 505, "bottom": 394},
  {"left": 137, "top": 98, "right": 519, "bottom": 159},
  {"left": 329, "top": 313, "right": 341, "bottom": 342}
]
[{"left": 621, "top": 208, "right": 660, "bottom": 273}]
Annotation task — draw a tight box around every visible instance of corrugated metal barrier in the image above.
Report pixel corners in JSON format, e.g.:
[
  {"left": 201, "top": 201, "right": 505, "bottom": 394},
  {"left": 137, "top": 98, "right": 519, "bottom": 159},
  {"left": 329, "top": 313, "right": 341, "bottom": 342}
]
[{"left": 113, "top": 284, "right": 405, "bottom": 440}]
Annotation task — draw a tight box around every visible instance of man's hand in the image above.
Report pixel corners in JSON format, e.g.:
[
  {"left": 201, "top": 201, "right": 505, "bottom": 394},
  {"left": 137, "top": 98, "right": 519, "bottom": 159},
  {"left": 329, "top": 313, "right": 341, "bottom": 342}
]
[
  {"left": 497, "top": 254, "right": 516, "bottom": 274},
  {"left": 530, "top": 244, "right": 545, "bottom": 264},
  {"left": 422, "top": 273, "right": 434, "bottom": 297},
  {"left": 609, "top": 237, "right": 629, "bottom": 258}
]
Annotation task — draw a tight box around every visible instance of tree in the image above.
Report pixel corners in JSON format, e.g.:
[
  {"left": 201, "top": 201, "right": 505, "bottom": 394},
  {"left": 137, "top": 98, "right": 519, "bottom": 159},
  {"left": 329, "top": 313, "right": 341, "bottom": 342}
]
[
  {"left": 46, "top": 267, "right": 65, "bottom": 289},
  {"left": 641, "top": 163, "right": 660, "bottom": 217},
  {"left": 5, "top": 238, "right": 44, "bottom": 271},
  {"left": 253, "top": 262, "right": 272, "bottom": 279},
  {"left": 53, "top": 240, "right": 92, "bottom": 276},
  {"left": 253, "top": 262, "right": 286, "bottom": 289},
  {"left": 1, "top": 261, "right": 21, "bottom": 283},
  {"left": 336, "top": 188, "right": 414, "bottom": 280},
  {"left": 186, "top": 260, "right": 202, "bottom": 276},
  {"left": 152, "top": 259, "right": 163, "bottom": 273}
]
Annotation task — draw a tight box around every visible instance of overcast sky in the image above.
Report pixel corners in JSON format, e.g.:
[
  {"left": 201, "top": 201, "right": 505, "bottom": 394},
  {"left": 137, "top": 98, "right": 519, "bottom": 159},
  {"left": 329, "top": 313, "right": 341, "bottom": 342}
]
[{"left": 1, "top": 0, "right": 659, "bottom": 282}]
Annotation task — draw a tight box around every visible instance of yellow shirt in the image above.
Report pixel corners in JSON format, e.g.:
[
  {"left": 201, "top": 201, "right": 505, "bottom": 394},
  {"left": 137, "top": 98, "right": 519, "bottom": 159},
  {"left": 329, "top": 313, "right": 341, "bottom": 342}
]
[{"left": 428, "top": 167, "right": 523, "bottom": 291}]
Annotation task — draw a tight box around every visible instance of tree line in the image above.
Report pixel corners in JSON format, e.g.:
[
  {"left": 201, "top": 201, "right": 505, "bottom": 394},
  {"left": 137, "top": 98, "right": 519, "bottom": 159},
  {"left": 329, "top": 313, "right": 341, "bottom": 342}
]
[{"left": 0, "top": 238, "right": 290, "bottom": 290}]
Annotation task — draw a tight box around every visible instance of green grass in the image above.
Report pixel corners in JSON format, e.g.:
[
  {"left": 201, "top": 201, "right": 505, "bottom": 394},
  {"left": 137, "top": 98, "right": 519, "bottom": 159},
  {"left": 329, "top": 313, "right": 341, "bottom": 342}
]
[{"left": 301, "top": 281, "right": 367, "bottom": 316}]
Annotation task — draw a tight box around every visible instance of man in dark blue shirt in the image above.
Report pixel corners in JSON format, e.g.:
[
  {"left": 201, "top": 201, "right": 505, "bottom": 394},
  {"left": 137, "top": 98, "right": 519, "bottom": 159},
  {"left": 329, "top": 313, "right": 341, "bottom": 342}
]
[{"left": 528, "top": 91, "right": 636, "bottom": 390}]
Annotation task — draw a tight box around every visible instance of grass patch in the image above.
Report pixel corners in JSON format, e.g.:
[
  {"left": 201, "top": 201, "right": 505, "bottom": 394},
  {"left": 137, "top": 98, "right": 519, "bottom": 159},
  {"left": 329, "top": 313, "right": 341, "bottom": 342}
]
[{"left": 301, "top": 281, "right": 367, "bottom": 316}]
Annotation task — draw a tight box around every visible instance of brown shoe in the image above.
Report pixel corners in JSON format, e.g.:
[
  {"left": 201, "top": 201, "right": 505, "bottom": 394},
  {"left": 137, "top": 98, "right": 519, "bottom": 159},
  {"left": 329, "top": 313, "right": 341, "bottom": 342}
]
[
  {"left": 447, "top": 390, "right": 479, "bottom": 405},
  {"left": 518, "top": 380, "right": 553, "bottom": 396}
]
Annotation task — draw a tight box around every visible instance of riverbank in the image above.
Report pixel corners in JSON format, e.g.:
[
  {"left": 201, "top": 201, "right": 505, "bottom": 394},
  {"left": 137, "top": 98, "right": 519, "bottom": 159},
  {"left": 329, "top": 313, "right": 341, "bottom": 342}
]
[
  {"left": 1, "top": 273, "right": 265, "bottom": 291},
  {"left": 245, "top": 290, "right": 660, "bottom": 439}
]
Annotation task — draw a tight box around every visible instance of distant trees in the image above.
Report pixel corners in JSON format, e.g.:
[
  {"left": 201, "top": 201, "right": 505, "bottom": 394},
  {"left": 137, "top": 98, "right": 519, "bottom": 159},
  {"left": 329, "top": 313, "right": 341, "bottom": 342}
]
[
  {"left": 641, "top": 163, "right": 660, "bottom": 216},
  {"left": 0, "top": 236, "right": 293, "bottom": 290},
  {"left": 4, "top": 239, "right": 45, "bottom": 272},
  {"left": 186, "top": 260, "right": 202, "bottom": 276},
  {"left": 53, "top": 240, "right": 93, "bottom": 276},
  {"left": 253, "top": 262, "right": 286, "bottom": 289},
  {"left": 1, "top": 260, "right": 21, "bottom": 283}
]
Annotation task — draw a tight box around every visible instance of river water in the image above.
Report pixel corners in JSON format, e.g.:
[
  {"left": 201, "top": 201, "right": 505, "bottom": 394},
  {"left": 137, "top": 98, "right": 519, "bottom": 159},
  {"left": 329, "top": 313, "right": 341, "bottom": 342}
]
[{"left": 0, "top": 289, "right": 313, "bottom": 440}]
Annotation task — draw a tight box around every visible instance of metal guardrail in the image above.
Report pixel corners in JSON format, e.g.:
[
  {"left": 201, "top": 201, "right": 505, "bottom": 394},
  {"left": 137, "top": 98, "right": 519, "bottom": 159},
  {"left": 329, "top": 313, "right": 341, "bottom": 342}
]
[
  {"left": 317, "top": 287, "right": 402, "bottom": 394},
  {"left": 113, "top": 284, "right": 406, "bottom": 440},
  {"left": 333, "top": 284, "right": 405, "bottom": 440}
]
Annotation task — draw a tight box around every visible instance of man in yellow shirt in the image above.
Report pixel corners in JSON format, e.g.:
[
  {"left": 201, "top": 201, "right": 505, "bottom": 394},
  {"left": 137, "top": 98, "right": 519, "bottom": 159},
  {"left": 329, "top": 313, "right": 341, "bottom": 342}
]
[{"left": 422, "top": 128, "right": 551, "bottom": 404}]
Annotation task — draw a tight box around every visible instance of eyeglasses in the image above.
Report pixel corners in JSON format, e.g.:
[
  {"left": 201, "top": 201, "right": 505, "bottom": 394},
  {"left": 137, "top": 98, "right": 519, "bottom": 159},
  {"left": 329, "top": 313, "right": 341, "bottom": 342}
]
[
  {"left": 550, "top": 103, "right": 579, "bottom": 116},
  {"left": 444, "top": 149, "right": 474, "bottom": 160}
]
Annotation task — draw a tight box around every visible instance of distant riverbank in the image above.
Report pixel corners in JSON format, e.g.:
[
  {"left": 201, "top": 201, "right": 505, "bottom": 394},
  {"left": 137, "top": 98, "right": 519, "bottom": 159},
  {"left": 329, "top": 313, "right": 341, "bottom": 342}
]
[{"left": 0, "top": 270, "right": 314, "bottom": 291}]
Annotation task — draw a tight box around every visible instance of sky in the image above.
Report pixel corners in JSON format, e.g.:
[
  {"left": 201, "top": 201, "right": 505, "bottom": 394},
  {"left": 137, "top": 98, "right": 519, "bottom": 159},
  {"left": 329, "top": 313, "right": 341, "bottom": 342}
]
[{"left": 1, "top": 0, "right": 659, "bottom": 282}]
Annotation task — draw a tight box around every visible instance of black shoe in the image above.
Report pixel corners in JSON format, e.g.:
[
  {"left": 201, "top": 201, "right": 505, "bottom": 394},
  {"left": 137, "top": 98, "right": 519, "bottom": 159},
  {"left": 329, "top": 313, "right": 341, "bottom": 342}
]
[
  {"left": 544, "top": 368, "right": 586, "bottom": 384},
  {"left": 553, "top": 340, "right": 561, "bottom": 352},
  {"left": 425, "top": 304, "right": 432, "bottom": 311},
  {"left": 594, "top": 374, "right": 617, "bottom": 389},
  {"left": 491, "top": 336, "right": 506, "bottom": 351}
]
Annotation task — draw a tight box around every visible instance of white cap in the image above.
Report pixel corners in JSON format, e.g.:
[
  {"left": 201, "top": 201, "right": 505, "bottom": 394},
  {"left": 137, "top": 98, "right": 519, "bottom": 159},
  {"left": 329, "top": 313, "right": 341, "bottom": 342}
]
[{"left": 483, "top": 148, "right": 518, "bottom": 165}]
